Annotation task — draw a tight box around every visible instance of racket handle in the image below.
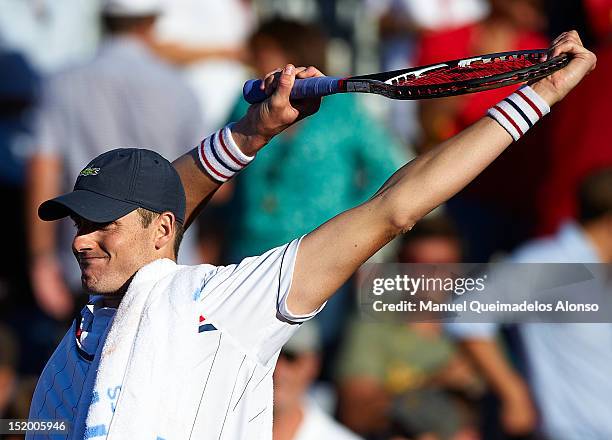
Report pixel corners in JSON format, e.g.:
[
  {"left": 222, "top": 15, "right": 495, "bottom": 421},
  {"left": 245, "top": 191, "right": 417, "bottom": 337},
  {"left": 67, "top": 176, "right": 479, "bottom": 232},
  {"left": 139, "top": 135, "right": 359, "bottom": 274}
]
[{"left": 243, "top": 77, "right": 341, "bottom": 104}]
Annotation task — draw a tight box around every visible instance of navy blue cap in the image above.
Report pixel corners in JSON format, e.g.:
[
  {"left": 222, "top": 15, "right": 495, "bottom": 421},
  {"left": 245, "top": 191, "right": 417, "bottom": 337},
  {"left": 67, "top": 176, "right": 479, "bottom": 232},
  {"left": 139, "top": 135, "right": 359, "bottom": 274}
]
[{"left": 39, "top": 148, "right": 186, "bottom": 224}]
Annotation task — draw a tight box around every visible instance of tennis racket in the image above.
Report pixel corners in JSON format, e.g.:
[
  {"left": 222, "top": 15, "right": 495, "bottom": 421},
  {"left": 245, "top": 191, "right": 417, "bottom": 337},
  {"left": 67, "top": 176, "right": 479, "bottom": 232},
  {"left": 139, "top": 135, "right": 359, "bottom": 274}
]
[{"left": 243, "top": 49, "right": 570, "bottom": 104}]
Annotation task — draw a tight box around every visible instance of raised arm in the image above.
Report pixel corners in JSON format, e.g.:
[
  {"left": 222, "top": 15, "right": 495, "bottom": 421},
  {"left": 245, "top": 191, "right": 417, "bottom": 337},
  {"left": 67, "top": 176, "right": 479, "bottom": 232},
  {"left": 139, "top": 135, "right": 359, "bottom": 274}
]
[
  {"left": 287, "top": 31, "right": 597, "bottom": 315},
  {"left": 172, "top": 65, "right": 324, "bottom": 227}
]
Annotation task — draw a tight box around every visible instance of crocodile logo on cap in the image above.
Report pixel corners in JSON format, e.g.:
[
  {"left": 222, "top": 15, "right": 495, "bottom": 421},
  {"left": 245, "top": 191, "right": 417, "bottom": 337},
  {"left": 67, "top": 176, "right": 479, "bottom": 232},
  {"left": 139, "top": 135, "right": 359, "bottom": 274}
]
[{"left": 79, "top": 167, "right": 100, "bottom": 177}]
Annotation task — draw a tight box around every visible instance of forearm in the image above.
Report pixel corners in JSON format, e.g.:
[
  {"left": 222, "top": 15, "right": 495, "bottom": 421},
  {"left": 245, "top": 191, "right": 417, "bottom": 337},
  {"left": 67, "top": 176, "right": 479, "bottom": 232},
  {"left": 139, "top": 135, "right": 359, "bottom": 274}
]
[
  {"left": 172, "top": 120, "right": 267, "bottom": 228},
  {"left": 378, "top": 79, "right": 559, "bottom": 233},
  {"left": 26, "top": 155, "right": 62, "bottom": 258},
  {"left": 460, "top": 339, "right": 529, "bottom": 401},
  {"left": 377, "top": 116, "right": 513, "bottom": 232}
]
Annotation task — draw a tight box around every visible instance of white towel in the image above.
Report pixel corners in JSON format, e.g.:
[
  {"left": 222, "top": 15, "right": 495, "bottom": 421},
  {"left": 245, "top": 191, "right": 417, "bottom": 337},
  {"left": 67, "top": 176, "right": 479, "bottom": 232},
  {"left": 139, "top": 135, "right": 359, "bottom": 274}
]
[
  {"left": 79, "top": 240, "right": 308, "bottom": 439},
  {"left": 82, "top": 258, "right": 214, "bottom": 439}
]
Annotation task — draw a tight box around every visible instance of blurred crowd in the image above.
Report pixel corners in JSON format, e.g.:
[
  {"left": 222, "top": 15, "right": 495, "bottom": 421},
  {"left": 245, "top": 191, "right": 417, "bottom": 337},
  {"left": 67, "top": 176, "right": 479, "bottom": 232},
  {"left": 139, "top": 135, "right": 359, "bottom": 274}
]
[{"left": 1, "top": 0, "right": 612, "bottom": 439}]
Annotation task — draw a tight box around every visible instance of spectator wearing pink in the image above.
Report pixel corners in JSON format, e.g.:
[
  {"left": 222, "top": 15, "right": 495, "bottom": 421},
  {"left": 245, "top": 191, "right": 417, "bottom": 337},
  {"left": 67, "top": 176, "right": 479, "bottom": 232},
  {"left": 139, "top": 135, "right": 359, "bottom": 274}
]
[
  {"left": 534, "top": 1, "right": 612, "bottom": 235},
  {"left": 415, "top": 0, "right": 549, "bottom": 261}
]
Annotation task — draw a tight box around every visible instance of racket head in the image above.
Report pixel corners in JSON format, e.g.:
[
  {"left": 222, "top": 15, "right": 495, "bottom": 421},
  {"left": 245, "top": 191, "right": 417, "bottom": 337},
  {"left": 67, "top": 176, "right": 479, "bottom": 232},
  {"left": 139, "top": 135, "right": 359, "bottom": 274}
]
[{"left": 345, "top": 49, "right": 570, "bottom": 100}]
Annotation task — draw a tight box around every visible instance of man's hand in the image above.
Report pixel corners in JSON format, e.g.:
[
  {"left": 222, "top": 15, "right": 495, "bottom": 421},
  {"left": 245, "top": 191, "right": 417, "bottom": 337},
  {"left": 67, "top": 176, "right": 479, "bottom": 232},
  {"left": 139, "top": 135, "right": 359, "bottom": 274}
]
[
  {"left": 172, "top": 64, "right": 324, "bottom": 226},
  {"left": 231, "top": 64, "right": 324, "bottom": 155},
  {"left": 500, "top": 383, "right": 538, "bottom": 436},
  {"left": 532, "top": 30, "right": 597, "bottom": 106},
  {"left": 30, "top": 255, "right": 74, "bottom": 320}
]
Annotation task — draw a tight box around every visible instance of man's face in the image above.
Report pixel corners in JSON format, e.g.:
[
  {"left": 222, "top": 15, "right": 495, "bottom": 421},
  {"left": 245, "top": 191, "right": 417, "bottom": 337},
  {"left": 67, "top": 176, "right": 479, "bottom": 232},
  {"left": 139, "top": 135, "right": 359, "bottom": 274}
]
[{"left": 72, "top": 210, "right": 157, "bottom": 295}]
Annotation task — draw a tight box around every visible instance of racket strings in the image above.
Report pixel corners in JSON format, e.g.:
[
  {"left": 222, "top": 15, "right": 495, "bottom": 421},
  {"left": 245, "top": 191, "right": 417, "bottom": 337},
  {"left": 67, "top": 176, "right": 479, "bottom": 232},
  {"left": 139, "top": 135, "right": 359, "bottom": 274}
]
[{"left": 395, "top": 57, "right": 541, "bottom": 86}]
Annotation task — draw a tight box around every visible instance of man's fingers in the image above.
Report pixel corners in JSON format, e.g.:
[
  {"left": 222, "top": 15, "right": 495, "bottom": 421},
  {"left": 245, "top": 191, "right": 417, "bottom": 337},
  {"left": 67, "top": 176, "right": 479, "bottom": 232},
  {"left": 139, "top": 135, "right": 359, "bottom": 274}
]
[
  {"left": 264, "top": 75, "right": 277, "bottom": 94},
  {"left": 550, "top": 39, "right": 587, "bottom": 59},
  {"left": 567, "top": 29, "right": 583, "bottom": 45},
  {"left": 551, "top": 30, "right": 581, "bottom": 47},
  {"left": 296, "top": 66, "right": 325, "bottom": 79},
  {"left": 551, "top": 32, "right": 567, "bottom": 47},
  {"left": 261, "top": 68, "right": 282, "bottom": 91},
  {"left": 259, "top": 64, "right": 322, "bottom": 105},
  {"left": 549, "top": 30, "right": 585, "bottom": 59},
  {"left": 270, "top": 64, "right": 296, "bottom": 107}
]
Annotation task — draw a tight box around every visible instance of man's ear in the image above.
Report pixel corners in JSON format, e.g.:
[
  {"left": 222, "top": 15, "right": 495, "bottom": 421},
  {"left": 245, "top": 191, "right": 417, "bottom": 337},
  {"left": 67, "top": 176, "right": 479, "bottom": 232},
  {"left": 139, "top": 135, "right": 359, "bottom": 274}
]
[{"left": 154, "top": 212, "right": 175, "bottom": 254}]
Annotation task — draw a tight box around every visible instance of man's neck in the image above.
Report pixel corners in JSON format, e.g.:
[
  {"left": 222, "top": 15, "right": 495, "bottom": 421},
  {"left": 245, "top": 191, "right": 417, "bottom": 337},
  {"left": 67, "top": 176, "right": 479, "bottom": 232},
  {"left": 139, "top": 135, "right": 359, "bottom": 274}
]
[
  {"left": 102, "top": 295, "right": 124, "bottom": 308},
  {"left": 96, "top": 255, "right": 176, "bottom": 308},
  {"left": 100, "top": 273, "right": 135, "bottom": 308}
]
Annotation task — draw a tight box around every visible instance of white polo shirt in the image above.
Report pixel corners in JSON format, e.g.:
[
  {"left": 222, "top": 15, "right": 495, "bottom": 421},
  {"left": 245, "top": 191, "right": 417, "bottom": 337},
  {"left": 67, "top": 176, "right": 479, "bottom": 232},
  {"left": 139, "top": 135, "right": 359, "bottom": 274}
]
[{"left": 28, "top": 238, "right": 320, "bottom": 439}]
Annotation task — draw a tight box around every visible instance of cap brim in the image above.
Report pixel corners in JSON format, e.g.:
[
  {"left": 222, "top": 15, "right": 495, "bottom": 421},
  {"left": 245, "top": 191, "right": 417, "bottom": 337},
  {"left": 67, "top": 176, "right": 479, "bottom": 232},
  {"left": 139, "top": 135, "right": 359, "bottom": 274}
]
[{"left": 39, "top": 190, "right": 138, "bottom": 223}]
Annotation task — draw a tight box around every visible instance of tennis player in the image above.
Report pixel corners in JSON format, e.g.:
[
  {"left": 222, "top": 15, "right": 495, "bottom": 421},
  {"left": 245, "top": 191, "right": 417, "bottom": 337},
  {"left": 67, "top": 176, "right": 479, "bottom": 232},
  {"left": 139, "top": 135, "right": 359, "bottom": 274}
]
[{"left": 27, "top": 31, "right": 594, "bottom": 439}]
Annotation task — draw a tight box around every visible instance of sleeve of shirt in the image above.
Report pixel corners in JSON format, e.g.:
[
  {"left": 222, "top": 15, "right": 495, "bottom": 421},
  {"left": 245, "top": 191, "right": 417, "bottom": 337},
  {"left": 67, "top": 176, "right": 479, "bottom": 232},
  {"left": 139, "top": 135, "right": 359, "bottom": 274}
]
[{"left": 199, "top": 236, "right": 324, "bottom": 364}]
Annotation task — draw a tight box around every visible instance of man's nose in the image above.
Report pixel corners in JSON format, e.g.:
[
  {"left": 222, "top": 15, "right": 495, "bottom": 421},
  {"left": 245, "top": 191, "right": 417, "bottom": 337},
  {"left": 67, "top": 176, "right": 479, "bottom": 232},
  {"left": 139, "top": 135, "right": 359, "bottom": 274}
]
[{"left": 72, "top": 230, "right": 96, "bottom": 254}]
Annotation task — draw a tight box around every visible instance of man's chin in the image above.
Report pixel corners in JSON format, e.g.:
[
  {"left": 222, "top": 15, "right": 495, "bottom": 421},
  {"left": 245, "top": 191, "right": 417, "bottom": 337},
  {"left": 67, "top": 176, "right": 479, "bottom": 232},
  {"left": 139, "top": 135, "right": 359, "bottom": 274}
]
[{"left": 81, "top": 276, "right": 109, "bottom": 295}]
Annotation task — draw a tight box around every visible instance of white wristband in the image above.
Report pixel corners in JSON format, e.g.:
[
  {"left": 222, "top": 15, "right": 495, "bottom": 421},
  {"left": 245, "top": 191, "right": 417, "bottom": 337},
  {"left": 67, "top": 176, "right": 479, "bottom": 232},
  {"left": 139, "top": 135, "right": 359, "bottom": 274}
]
[
  {"left": 197, "top": 123, "right": 255, "bottom": 183},
  {"left": 487, "top": 85, "right": 550, "bottom": 142}
]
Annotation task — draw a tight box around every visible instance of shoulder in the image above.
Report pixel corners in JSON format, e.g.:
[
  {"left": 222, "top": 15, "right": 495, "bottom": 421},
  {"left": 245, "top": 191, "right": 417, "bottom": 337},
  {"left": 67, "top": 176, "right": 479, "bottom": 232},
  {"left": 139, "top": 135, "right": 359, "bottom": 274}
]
[
  {"left": 41, "top": 61, "right": 92, "bottom": 96},
  {"left": 174, "top": 262, "right": 220, "bottom": 282},
  {"left": 190, "top": 238, "right": 301, "bottom": 292}
]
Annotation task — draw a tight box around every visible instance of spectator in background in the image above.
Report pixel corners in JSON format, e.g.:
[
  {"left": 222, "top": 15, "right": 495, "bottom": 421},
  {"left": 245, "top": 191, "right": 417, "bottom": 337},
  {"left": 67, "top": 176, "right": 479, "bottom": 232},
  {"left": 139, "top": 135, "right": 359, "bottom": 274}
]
[
  {"left": 274, "top": 321, "right": 362, "bottom": 440},
  {"left": 0, "top": 324, "right": 36, "bottom": 438},
  {"left": 0, "top": 325, "right": 18, "bottom": 418},
  {"left": 0, "top": 0, "right": 100, "bottom": 74},
  {"left": 447, "top": 168, "right": 612, "bottom": 439},
  {"left": 226, "top": 18, "right": 407, "bottom": 365},
  {"left": 25, "top": 0, "right": 203, "bottom": 325},
  {"left": 365, "top": 0, "right": 489, "bottom": 146},
  {"left": 415, "top": 0, "right": 550, "bottom": 261},
  {"left": 416, "top": 0, "right": 547, "bottom": 129},
  {"left": 367, "top": 0, "right": 489, "bottom": 71},
  {"left": 336, "top": 216, "right": 482, "bottom": 440},
  {"left": 0, "top": 52, "right": 39, "bottom": 320},
  {"left": 534, "top": 0, "right": 612, "bottom": 235},
  {"left": 152, "top": 0, "right": 255, "bottom": 135},
  {"left": 544, "top": 0, "right": 596, "bottom": 48}
]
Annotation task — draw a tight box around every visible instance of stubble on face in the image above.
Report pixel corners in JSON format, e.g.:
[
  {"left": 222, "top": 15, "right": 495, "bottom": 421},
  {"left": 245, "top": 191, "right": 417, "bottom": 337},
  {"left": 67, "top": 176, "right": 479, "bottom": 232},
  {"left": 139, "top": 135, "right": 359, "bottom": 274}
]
[{"left": 73, "top": 211, "right": 157, "bottom": 297}]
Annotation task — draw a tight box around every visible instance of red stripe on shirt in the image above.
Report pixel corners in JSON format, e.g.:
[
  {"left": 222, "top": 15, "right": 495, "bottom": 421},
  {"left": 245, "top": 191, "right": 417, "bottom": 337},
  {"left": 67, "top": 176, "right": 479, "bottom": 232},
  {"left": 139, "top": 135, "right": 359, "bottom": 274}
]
[
  {"left": 516, "top": 90, "right": 543, "bottom": 118},
  {"left": 494, "top": 105, "right": 523, "bottom": 137}
]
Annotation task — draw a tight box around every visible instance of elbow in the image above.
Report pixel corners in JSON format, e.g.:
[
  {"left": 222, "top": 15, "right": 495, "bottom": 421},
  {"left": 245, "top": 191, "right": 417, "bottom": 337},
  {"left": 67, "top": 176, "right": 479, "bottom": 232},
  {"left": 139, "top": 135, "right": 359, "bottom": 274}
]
[
  {"left": 377, "top": 192, "right": 419, "bottom": 236},
  {"left": 388, "top": 210, "right": 417, "bottom": 235}
]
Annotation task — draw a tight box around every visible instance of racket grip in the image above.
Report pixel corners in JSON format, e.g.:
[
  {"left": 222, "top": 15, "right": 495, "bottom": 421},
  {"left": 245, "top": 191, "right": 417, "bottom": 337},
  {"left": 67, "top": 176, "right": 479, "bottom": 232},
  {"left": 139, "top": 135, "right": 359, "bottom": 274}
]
[{"left": 243, "top": 77, "right": 341, "bottom": 104}]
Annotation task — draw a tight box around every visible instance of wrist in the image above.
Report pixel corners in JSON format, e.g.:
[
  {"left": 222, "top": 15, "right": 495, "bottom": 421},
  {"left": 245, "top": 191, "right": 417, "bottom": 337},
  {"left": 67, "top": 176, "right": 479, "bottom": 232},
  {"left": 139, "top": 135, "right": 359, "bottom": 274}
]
[
  {"left": 530, "top": 79, "right": 559, "bottom": 107},
  {"left": 498, "top": 376, "right": 530, "bottom": 403},
  {"left": 231, "top": 118, "right": 272, "bottom": 156},
  {"left": 197, "top": 123, "right": 256, "bottom": 183},
  {"left": 486, "top": 85, "right": 550, "bottom": 142}
]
